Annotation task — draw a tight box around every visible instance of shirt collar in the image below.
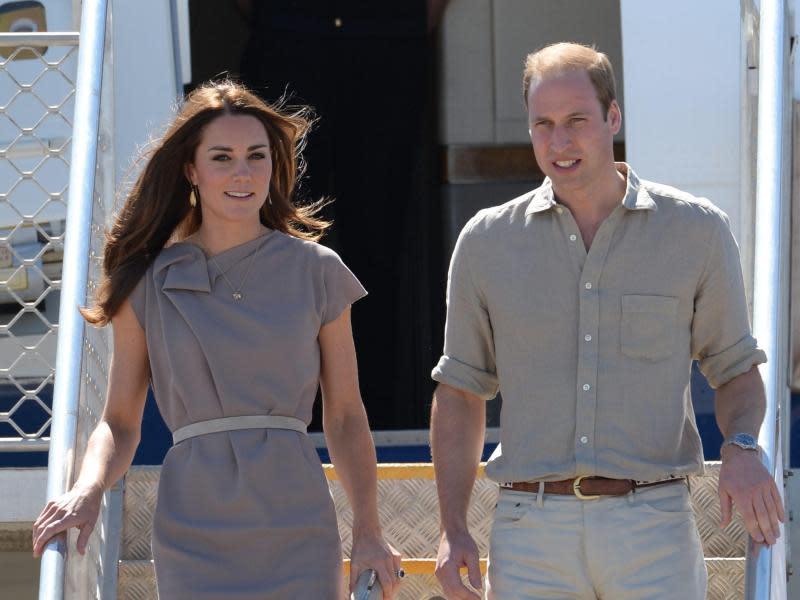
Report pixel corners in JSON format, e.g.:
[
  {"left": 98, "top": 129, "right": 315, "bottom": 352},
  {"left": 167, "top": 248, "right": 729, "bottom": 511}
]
[
  {"left": 619, "top": 163, "right": 657, "bottom": 211},
  {"left": 524, "top": 178, "right": 557, "bottom": 215},
  {"left": 525, "top": 162, "right": 657, "bottom": 216}
]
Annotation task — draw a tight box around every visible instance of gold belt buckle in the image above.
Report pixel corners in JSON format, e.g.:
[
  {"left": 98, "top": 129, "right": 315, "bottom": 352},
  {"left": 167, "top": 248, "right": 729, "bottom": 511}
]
[{"left": 573, "top": 476, "right": 600, "bottom": 500}]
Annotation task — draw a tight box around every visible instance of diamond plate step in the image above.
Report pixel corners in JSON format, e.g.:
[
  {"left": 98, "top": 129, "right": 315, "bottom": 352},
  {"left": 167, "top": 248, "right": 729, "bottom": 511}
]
[
  {"left": 118, "top": 560, "right": 156, "bottom": 600},
  {"left": 117, "top": 557, "right": 744, "bottom": 600},
  {"left": 121, "top": 462, "right": 746, "bottom": 561},
  {"left": 122, "top": 467, "right": 160, "bottom": 561}
]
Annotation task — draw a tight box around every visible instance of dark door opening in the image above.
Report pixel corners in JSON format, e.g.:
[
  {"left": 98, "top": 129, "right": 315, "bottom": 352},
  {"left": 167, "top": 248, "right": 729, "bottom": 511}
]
[{"left": 185, "top": 0, "right": 445, "bottom": 432}]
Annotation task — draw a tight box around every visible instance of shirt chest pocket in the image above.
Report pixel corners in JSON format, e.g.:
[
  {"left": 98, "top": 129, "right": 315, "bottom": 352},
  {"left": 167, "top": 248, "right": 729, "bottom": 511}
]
[{"left": 620, "top": 295, "right": 679, "bottom": 361}]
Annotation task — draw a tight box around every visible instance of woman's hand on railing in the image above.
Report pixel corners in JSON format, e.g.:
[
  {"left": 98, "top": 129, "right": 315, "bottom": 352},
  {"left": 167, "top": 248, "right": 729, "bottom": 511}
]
[
  {"left": 350, "top": 532, "right": 403, "bottom": 599},
  {"left": 31, "top": 482, "right": 103, "bottom": 558}
]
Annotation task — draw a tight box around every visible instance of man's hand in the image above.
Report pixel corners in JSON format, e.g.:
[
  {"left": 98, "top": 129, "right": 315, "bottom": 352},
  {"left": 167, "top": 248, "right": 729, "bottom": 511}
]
[
  {"left": 435, "top": 529, "right": 482, "bottom": 599},
  {"left": 718, "top": 446, "right": 785, "bottom": 545}
]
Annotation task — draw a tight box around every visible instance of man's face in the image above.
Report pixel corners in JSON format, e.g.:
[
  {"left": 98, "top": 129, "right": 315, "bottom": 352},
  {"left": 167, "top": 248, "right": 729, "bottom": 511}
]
[{"left": 527, "top": 70, "right": 621, "bottom": 196}]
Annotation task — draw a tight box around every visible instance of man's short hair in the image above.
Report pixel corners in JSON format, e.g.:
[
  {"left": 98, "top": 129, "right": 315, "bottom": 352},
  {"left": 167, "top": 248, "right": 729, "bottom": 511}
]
[{"left": 523, "top": 42, "right": 617, "bottom": 117}]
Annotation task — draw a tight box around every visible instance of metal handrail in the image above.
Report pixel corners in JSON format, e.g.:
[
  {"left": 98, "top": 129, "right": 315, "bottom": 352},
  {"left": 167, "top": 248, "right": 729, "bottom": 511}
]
[
  {"left": 168, "top": 0, "right": 184, "bottom": 98},
  {"left": 0, "top": 438, "right": 49, "bottom": 451},
  {"left": 38, "top": 0, "right": 109, "bottom": 597},
  {"left": 746, "top": 0, "right": 790, "bottom": 597},
  {"left": 0, "top": 32, "right": 79, "bottom": 47}
]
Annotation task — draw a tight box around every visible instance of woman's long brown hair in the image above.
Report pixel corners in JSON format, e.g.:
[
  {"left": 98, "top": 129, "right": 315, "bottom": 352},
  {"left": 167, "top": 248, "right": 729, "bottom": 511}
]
[{"left": 82, "top": 80, "right": 329, "bottom": 326}]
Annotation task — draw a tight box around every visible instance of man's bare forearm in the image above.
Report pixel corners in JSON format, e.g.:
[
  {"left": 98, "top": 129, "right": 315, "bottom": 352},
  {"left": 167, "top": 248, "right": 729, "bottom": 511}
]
[
  {"left": 431, "top": 383, "right": 485, "bottom": 534},
  {"left": 715, "top": 366, "right": 765, "bottom": 440}
]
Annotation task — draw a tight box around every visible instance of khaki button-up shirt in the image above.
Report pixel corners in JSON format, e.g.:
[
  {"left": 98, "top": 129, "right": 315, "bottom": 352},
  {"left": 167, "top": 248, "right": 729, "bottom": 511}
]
[{"left": 432, "top": 164, "right": 766, "bottom": 483}]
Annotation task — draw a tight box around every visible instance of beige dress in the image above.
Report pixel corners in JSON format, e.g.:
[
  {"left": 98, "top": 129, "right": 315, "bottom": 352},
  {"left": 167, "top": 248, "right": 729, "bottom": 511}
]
[{"left": 128, "top": 230, "right": 366, "bottom": 599}]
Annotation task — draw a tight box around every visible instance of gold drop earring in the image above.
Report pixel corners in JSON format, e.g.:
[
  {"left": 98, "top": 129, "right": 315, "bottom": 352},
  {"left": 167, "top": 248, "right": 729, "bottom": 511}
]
[{"left": 189, "top": 185, "right": 199, "bottom": 208}]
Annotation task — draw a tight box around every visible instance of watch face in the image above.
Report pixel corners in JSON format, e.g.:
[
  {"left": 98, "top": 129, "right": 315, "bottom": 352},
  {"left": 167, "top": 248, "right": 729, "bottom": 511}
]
[{"left": 731, "top": 433, "right": 758, "bottom": 449}]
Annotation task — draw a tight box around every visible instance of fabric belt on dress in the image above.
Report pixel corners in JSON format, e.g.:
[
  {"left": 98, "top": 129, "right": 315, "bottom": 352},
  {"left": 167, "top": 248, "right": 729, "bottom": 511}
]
[
  {"left": 172, "top": 415, "right": 307, "bottom": 444},
  {"left": 499, "top": 475, "right": 686, "bottom": 500}
]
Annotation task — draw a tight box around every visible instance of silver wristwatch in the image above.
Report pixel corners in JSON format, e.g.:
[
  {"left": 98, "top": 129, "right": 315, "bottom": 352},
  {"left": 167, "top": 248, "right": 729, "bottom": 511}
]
[{"left": 721, "top": 432, "right": 759, "bottom": 452}]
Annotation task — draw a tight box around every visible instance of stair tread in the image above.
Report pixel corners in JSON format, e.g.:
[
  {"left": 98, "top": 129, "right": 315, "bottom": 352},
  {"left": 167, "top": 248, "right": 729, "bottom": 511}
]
[
  {"left": 118, "top": 557, "right": 745, "bottom": 600},
  {"left": 121, "top": 462, "right": 746, "bottom": 561}
]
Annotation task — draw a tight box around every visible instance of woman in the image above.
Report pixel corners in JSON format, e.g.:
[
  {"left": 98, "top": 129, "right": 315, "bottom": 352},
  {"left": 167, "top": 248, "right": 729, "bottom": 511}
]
[{"left": 31, "top": 81, "right": 401, "bottom": 599}]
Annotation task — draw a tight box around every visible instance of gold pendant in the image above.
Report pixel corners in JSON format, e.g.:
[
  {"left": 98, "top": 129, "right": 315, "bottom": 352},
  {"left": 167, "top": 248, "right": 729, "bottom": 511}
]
[{"left": 232, "top": 292, "right": 243, "bottom": 301}]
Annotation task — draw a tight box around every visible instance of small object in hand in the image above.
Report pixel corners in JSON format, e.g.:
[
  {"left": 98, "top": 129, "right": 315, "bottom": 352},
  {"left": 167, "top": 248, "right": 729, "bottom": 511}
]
[
  {"left": 351, "top": 569, "right": 382, "bottom": 600},
  {"left": 396, "top": 568, "right": 405, "bottom": 578}
]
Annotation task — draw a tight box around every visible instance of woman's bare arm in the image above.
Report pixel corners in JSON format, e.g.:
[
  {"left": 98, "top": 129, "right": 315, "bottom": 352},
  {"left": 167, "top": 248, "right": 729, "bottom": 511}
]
[
  {"left": 32, "top": 299, "right": 150, "bottom": 556},
  {"left": 319, "top": 307, "right": 401, "bottom": 598}
]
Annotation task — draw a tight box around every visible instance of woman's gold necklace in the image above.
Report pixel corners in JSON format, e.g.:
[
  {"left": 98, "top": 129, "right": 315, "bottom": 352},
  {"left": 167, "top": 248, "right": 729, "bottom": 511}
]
[{"left": 207, "top": 235, "right": 266, "bottom": 301}]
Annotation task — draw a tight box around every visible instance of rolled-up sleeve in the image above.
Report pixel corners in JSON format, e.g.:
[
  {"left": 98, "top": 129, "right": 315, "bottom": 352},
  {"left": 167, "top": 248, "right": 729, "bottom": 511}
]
[
  {"left": 432, "top": 220, "right": 499, "bottom": 400},
  {"left": 692, "top": 210, "right": 766, "bottom": 388}
]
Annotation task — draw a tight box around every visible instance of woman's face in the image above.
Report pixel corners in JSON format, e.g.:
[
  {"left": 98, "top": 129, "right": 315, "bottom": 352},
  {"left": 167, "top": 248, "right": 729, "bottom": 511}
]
[{"left": 185, "top": 113, "right": 272, "bottom": 229}]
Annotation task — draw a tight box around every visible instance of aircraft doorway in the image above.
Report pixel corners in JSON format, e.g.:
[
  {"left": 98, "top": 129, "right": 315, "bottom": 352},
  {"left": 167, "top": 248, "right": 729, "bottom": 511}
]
[{"left": 186, "top": 0, "right": 444, "bottom": 431}]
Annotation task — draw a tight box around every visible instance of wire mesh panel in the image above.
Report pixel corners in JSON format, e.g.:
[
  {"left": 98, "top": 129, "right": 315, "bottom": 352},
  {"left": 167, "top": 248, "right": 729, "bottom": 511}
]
[
  {"left": 0, "top": 38, "right": 77, "bottom": 450},
  {"left": 66, "top": 136, "right": 114, "bottom": 600},
  {"left": 74, "top": 179, "right": 112, "bottom": 458}
]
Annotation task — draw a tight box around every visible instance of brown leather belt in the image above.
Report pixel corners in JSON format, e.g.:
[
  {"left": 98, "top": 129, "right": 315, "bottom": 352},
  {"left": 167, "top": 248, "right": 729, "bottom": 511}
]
[{"left": 501, "top": 476, "right": 686, "bottom": 500}]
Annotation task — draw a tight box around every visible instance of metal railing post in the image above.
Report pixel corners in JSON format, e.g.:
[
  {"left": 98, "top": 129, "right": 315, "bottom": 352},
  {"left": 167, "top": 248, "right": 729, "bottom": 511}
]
[
  {"left": 747, "top": 0, "right": 790, "bottom": 597},
  {"left": 38, "top": 0, "right": 109, "bottom": 597}
]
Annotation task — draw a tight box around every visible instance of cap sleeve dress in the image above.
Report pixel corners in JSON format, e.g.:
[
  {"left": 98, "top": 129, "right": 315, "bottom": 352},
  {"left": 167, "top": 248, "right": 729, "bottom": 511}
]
[{"left": 126, "top": 230, "right": 366, "bottom": 599}]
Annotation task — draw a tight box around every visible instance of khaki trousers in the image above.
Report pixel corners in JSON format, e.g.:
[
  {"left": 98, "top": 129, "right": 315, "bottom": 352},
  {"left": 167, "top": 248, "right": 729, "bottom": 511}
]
[{"left": 485, "top": 481, "right": 707, "bottom": 600}]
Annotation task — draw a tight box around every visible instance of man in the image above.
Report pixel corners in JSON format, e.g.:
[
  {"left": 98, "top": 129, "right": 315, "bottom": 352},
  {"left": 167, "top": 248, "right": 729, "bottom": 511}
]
[{"left": 430, "top": 42, "right": 784, "bottom": 600}]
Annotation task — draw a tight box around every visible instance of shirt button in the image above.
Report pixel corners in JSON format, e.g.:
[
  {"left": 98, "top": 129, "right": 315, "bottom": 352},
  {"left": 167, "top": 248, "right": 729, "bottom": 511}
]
[
  {"left": 580, "top": 436, "right": 589, "bottom": 444},
  {"left": 555, "top": 207, "right": 563, "bottom": 214},
  {"left": 584, "top": 334, "right": 592, "bottom": 342},
  {"left": 569, "top": 234, "right": 577, "bottom": 242},
  {"left": 584, "top": 282, "right": 593, "bottom": 290},
  {"left": 334, "top": 17, "right": 343, "bottom": 27},
  {"left": 582, "top": 383, "right": 591, "bottom": 391}
]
